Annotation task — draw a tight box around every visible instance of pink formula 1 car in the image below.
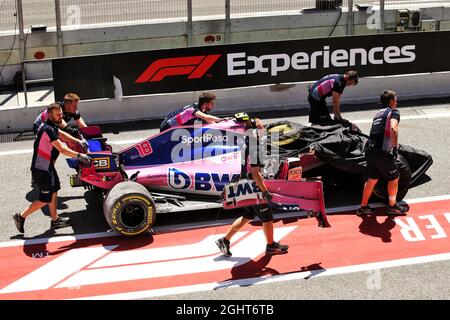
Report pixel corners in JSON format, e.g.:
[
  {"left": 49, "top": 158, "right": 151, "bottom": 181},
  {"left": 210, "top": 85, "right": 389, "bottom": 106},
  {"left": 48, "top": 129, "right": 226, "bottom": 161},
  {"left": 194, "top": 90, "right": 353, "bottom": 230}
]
[{"left": 67, "top": 119, "right": 329, "bottom": 237}]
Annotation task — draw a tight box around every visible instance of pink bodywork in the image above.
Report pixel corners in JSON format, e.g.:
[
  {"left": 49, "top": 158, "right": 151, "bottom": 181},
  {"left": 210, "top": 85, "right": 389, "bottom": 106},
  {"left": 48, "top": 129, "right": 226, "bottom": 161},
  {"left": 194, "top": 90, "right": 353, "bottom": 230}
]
[{"left": 75, "top": 120, "right": 328, "bottom": 225}]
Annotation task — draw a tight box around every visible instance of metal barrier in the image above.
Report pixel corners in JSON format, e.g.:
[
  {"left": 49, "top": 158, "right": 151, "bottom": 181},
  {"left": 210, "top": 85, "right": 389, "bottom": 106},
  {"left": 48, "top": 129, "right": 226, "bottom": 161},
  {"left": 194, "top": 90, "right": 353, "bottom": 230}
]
[
  {"left": 1, "top": 0, "right": 450, "bottom": 33},
  {"left": 59, "top": 0, "right": 188, "bottom": 29},
  {"left": 230, "top": 0, "right": 349, "bottom": 16},
  {"left": 0, "top": 0, "right": 17, "bottom": 34}
]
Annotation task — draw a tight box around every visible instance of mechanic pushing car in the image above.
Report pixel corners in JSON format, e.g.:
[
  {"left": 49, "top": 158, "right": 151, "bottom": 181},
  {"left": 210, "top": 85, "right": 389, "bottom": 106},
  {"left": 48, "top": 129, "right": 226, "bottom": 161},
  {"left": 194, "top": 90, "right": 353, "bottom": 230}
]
[
  {"left": 308, "top": 70, "right": 358, "bottom": 126},
  {"left": 33, "top": 93, "right": 87, "bottom": 136},
  {"left": 13, "top": 103, "right": 92, "bottom": 234},
  {"left": 215, "top": 115, "right": 289, "bottom": 256},
  {"left": 356, "top": 90, "right": 409, "bottom": 216},
  {"left": 160, "top": 92, "right": 224, "bottom": 132}
]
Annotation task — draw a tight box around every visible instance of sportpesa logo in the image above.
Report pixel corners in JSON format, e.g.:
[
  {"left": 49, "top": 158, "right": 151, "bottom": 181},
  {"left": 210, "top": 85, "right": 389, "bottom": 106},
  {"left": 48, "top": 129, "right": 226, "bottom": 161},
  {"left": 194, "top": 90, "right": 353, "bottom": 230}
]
[{"left": 135, "top": 44, "right": 416, "bottom": 82}]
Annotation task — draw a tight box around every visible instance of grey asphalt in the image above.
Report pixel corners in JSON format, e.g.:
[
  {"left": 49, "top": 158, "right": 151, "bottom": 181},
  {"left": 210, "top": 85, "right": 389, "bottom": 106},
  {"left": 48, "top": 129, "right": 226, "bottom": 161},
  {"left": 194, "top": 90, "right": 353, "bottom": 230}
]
[{"left": 0, "top": 99, "right": 449, "bottom": 299}]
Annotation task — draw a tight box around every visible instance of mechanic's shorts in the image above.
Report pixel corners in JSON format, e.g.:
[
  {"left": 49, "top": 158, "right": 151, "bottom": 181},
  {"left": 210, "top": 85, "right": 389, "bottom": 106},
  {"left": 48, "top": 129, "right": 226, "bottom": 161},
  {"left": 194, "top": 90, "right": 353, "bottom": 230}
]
[
  {"left": 365, "top": 149, "right": 399, "bottom": 181},
  {"left": 308, "top": 94, "right": 331, "bottom": 125},
  {"left": 31, "top": 169, "right": 61, "bottom": 203},
  {"left": 242, "top": 204, "right": 273, "bottom": 223}
]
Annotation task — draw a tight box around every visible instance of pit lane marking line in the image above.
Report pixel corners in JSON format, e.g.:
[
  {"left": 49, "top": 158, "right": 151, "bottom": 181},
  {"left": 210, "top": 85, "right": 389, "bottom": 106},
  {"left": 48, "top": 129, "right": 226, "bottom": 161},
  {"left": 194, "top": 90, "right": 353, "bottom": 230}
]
[
  {"left": 0, "top": 246, "right": 118, "bottom": 294},
  {"left": 1, "top": 111, "right": 450, "bottom": 157},
  {"left": 74, "top": 251, "right": 450, "bottom": 300},
  {"left": 0, "top": 149, "right": 33, "bottom": 156},
  {"left": 1, "top": 194, "right": 449, "bottom": 248},
  {"left": 54, "top": 227, "right": 296, "bottom": 290}
]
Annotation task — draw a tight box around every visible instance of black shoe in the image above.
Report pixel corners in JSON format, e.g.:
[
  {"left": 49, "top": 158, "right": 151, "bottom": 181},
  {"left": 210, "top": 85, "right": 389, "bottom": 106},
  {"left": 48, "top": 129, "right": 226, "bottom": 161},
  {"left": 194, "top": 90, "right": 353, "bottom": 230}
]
[
  {"left": 387, "top": 203, "right": 409, "bottom": 215},
  {"left": 356, "top": 205, "right": 375, "bottom": 216},
  {"left": 13, "top": 213, "right": 25, "bottom": 233},
  {"left": 266, "top": 241, "right": 289, "bottom": 255},
  {"left": 215, "top": 237, "right": 232, "bottom": 257},
  {"left": 50, "top": 216, "right": 72, "bottom": 229}
]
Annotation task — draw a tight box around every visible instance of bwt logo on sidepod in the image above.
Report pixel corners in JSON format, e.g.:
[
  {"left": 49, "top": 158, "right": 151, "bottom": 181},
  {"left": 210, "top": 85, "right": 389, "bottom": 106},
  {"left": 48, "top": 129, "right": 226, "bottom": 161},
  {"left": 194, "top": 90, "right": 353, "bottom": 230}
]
[
  {"left": 135, "top": 55, "right": 221, "bottom": 83},
  {"left": 168, "top": 168, "right": 240, "bottom": 192}
]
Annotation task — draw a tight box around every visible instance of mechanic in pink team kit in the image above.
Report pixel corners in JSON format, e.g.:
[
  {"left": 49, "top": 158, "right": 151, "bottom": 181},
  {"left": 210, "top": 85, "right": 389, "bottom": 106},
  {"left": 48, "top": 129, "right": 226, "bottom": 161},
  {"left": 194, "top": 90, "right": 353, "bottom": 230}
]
[
  {"left": 215, "top": 117, "right": 289, "bottom": 257},
  {"left": 356, "top": 90, "right": 409, "bottom": 216},
  {"left": 308, "top": 70, "right": 358, "bottom": 125},
  {"left": 13, "top": 104, "right": 92, "bottom": 234},
  {"left": 160, "top": 92, "right": 223, "bottom": 131},
  {"left": 33, "top": 93, "right": 87, "bottom": 136}
]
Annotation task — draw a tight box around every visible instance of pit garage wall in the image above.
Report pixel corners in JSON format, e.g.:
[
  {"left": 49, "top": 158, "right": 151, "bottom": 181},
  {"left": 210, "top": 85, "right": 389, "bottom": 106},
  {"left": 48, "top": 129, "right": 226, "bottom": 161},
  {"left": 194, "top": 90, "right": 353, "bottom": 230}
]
[{"left": 1, "top": 71, "right": 450, "bottom": 133}]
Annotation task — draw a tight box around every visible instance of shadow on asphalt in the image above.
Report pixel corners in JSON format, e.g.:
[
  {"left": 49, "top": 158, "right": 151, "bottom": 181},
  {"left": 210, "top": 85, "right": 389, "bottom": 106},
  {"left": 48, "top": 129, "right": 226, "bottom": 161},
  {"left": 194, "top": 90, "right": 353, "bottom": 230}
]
[{"left": 358, "top": 215, "right": 396, "bottom": 243}]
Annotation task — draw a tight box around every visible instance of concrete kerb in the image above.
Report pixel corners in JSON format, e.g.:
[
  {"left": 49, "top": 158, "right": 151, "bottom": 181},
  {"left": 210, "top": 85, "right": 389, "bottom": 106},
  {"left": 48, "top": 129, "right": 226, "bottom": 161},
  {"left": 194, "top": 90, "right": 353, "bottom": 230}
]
[{"left": 1, "top": 72, "right": 450, "bottom": 133}]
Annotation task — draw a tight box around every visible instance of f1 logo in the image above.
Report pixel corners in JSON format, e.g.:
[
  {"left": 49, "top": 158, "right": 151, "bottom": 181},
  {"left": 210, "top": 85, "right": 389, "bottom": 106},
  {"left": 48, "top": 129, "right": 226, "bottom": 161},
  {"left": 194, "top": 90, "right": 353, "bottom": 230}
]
[{"left": 135, "top": 54, "right": 221, "bottom": 83}]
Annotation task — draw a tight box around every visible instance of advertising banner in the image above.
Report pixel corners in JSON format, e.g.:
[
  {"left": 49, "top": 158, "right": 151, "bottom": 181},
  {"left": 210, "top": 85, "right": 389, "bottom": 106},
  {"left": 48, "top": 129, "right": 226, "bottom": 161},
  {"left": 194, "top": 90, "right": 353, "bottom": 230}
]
[{"left": 53, "top": 31, "right": 450, "bottom": 100}]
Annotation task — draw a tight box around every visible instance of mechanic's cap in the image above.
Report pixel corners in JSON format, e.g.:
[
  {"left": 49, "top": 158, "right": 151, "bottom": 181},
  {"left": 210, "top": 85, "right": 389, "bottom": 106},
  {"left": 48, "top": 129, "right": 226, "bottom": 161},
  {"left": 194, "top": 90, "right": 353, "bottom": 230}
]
[{"left": 234, "top": 112, "right": 250, "bottom": 122}]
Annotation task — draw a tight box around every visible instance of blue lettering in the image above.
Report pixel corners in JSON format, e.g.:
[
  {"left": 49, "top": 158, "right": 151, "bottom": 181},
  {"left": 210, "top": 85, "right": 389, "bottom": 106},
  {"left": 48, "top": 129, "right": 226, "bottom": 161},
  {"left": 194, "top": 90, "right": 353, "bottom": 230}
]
[
  {"left": 227, "top": 185, "right": 236, "bottom": 198},
  {"left": 251, "top": 181, "right": 261, "bottom": 193},
  {"left": 168, "top": 168, "right": 191, "bottom": 189},
  {"left": 195, "top": 172, "right": 212, "bottom": 191},
  {"left": 211, "top": 173, "right": 240, "bottom": 192},
  {"left": 236, "top": 182, "right": 253, "bottom": 197},
  {"left": 170, "top": 169, "right": 242, "bottom": 192}
]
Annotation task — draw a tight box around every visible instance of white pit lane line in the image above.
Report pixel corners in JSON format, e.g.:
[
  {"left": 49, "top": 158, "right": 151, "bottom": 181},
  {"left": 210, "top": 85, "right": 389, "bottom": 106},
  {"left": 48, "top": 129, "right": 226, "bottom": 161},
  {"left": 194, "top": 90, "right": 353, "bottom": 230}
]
[
  {"left": 1, "top": 111, "right": 449, "bottom": 157},
  {"left": 1, "top": 194, "right": 449, "bottom": 248}
]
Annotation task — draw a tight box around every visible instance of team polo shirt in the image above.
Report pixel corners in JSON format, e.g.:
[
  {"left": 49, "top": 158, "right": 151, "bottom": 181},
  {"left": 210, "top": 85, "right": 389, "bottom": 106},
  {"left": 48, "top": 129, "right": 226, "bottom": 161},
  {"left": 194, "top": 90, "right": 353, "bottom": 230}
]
[
  {"left": 241, "top": 129, "right": 264, "bottom": 179},
  {"left": 309, "top": 74, "right": 346, "bottom": 101},
  {"left": 33, "top": 102, "right": 81, "bottom": 131},
  {"left": 60, "top": 102, "right": 81, "bottom": 123},
  {"left": 164, "top": 103, "right": 202, "bottom": 128},
  {"left": 368, "top": 106, "right": 401, "bottom": 152},
  {"left": 31, "top": 120, "right": 60, "bottom": 172}
]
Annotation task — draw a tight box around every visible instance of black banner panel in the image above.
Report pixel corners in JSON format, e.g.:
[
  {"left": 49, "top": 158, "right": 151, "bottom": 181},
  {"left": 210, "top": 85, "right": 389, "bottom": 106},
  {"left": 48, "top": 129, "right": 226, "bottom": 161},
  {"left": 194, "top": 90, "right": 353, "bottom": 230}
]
[{"left": 53, "top": 31, "right": 450, "bottom": 100}]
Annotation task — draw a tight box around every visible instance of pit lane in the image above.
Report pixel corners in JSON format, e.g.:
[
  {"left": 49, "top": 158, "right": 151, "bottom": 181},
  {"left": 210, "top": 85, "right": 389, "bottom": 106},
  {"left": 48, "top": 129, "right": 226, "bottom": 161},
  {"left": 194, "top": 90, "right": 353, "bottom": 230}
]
[{"left": 0, "top": 99, "right": 449, "bottom": 299}]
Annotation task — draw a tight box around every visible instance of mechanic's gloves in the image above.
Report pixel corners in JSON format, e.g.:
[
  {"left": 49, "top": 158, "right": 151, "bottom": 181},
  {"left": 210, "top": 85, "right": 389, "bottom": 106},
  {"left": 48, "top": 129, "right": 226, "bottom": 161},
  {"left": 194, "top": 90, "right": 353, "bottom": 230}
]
[
  {"left": 79, "top": 139, "right": 88, "bottom": 151},
  {"left": 391, "top": 147, "right": 399, "bottom": 160},
  {"left": 219, "top": 117, "right": 235, "bottom": 122},
  {"left": 64, "top": 126, "right": 79, "bottom": 137},
  {"left": 262, "top": 190, "right": 273, "bottom": 202},
  {"left": 77, "top": 153, "right": 93, "bottom": 166}
]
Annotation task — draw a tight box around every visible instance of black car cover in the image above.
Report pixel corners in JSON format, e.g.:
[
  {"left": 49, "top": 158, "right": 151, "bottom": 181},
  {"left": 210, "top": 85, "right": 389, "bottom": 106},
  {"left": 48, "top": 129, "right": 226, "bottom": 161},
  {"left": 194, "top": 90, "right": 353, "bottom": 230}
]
[{"left": 267, "top": 121, "right": 433, "bottom": 200}]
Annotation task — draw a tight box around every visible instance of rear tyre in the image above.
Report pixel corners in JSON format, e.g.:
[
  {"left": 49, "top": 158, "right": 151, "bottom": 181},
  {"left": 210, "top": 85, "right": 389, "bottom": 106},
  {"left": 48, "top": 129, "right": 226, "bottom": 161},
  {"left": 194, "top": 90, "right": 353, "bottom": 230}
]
[{"left": 103, "top": 181, "right": 156, "bottom": 236}]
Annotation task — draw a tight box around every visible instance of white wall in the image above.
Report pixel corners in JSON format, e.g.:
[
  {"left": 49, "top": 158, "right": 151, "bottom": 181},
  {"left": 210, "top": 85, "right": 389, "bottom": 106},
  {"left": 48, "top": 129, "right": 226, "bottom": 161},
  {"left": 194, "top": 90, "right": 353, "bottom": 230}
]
[{"left": 1, "top": 72, "right": 449, "bottom": 133}]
